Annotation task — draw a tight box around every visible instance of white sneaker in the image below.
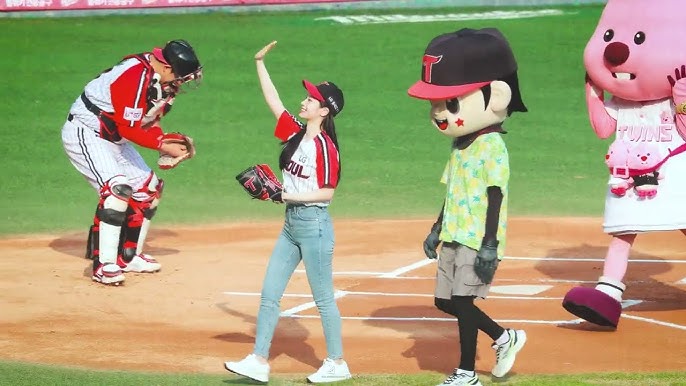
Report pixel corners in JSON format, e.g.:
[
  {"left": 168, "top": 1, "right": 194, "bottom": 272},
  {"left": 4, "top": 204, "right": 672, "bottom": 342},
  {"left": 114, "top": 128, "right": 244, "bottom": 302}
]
[
  {"left": 437, "top": 369, "right": 482, "bottom": 386},
  {"left": 491, "top": 329, "right": 527, "bottom": 377},
  {"left": 118, "top": 253, "right": 161, "bottom": 273},
  {"left": 224, "top": 354, "right": 269, "bottom": 383},
  {"left": 307, "top": 358, "right": 352, "bottom": 383},
  {"left": 92, "top": 263, "right": 125, "bottom": 285}
]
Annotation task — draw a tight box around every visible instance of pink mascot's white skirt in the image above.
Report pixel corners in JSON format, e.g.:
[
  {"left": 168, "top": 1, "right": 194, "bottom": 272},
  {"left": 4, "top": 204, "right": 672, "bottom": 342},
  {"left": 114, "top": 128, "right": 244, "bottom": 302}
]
[{"left": 603, "top": 152, "right": 686, "bottom": 234}]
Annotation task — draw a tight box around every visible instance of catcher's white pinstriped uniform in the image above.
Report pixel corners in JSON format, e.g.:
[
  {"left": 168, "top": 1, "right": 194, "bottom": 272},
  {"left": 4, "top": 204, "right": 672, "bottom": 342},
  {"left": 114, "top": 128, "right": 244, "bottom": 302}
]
[
  {"left": 275, "top": 111, "right": 340, "bottom": 206},
  {"left": 61, "top": 53, "right": 172, "bottom": 198}
]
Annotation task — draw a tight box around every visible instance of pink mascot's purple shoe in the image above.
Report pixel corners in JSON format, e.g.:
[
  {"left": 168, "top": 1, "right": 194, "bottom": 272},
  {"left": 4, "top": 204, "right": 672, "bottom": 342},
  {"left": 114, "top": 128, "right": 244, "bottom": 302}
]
[{"left": 562, "top": 286, "right": 621, "bottom": 328}]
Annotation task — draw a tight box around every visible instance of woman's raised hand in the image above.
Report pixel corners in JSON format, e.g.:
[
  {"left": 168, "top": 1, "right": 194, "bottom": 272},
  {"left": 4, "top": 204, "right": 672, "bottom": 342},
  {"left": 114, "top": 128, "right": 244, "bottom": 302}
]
[{"left": 255, "top": 41, "right": 277, "bottom": 60}]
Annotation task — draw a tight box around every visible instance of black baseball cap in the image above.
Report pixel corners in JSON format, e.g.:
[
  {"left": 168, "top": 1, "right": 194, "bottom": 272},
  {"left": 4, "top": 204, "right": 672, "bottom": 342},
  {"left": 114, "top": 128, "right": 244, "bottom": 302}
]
[
  {"left": 408, "top": 28, "right": 519, "bottom": 100},
  {"left": 303, "top": 80, "right": 344, "bottom": 117}
]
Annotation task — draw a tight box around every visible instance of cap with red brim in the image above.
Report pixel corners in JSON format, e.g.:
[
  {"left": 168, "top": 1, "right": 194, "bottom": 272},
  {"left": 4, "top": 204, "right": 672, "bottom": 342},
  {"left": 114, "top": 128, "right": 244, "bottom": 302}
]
[
  {"left": 152, "top": 47, "right": 170, "bottom": 66},
  {"left": 303, "top": 80, "right": 325, "bottom": 102},
  {"left": 407, "top": 80, "right": 490, "bottom": 100},
  {"left": 302, "top": 79, "right": 345, "bottom": 117}
]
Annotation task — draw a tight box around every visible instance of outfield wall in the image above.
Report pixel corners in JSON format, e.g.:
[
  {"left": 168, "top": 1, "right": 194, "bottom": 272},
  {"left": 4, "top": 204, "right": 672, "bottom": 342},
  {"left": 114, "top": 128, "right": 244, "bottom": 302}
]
[{"left": 1, "top": 0, "right": 606, "bottom": 17}]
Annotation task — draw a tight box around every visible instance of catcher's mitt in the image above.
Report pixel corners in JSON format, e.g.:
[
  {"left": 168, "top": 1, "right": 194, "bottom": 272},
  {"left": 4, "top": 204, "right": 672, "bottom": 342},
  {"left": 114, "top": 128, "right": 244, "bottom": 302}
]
[
  {"left": 236, "top": 164, "right": 283, "bottom": 203},
  {"left": 158, "top": 132, "right": 195, "bottom": 170}
]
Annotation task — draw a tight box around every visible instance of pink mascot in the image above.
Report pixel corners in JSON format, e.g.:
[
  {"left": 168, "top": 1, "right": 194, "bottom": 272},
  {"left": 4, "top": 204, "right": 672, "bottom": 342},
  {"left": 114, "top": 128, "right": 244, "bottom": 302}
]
[{"left": 562, "top": 0, "right": 686, "bottom": 329}]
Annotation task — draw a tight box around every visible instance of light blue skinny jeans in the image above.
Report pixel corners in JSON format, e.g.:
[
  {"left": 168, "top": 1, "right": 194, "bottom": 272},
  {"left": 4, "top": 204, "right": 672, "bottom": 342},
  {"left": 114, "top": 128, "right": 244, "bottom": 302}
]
[{"left": 253, "top": 204, "right": 343, "bottom": 360}]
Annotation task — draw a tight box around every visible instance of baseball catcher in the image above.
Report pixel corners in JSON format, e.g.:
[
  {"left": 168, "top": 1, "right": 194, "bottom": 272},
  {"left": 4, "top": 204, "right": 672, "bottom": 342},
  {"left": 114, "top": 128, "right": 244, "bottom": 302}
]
[
  {"left": 236, "top": 164, "right": 283, "bottom": 203},
  {"left": 63, "top": 39, "right": 203, "bottom": 286}
]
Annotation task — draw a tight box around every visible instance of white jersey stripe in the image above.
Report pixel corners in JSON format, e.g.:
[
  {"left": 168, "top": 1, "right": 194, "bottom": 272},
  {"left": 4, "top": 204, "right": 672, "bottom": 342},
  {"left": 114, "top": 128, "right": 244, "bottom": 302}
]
[
  {"left": 129, "top": 68, "right": 147, "bottom": 127},
  {"left": 316, "top": 135, "right": 330, "bottom": 184},
  {"left": 77, "top": 127, "right": 104, "bottom": 187}
]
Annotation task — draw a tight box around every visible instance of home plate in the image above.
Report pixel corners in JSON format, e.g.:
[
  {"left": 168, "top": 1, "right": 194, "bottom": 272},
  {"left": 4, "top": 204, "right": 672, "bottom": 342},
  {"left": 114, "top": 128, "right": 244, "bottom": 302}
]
[{"left": 490, "top": 285, "right": 552, "bottom": 295}]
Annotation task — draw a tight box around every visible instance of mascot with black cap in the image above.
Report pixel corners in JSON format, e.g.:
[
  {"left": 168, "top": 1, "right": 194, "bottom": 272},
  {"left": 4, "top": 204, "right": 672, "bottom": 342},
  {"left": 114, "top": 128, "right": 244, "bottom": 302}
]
[{"left": 408, "top": 28, "right": 528, "bottom": 386}]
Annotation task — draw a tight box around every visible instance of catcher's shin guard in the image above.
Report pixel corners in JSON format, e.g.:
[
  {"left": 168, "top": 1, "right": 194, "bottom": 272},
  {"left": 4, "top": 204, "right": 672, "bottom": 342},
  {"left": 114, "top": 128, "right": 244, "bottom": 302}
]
[
  {"left": 85, "top": 222, "right": 124, "bottom": 260},
  {"left": 85, "top": 225, "right": 96, "bottom": 260},
  {"left": 91, "top": 176, "right": 133, "bottom": 266},
  {"left": 119, "top": 173, "right": 164, "bottom": 261}
]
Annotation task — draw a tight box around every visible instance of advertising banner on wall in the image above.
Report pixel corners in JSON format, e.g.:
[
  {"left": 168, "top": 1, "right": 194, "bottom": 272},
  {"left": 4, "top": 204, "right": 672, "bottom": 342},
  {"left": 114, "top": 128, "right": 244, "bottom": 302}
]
[{"left": 1, "top": 0, "right": 371, "bottom": 12}]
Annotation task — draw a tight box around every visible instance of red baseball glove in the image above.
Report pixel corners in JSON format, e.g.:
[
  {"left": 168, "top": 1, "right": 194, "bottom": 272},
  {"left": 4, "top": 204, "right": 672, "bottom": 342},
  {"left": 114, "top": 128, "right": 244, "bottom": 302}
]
[
  {"left": 158, "top": 132, "right": 195, "bottom": 170},
  {"left": 236, "top": 164, "right": 283, "bottom": 203}
]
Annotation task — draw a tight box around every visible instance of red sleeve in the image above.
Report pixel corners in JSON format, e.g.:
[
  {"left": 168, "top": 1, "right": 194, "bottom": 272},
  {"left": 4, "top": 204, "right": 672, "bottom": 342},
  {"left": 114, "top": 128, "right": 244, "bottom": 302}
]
[
  {"left": 275, "top": 110, "right": 304, "bottom": 142},
  {"left": 315, "top": 133, "right": 340, "bottom": 188},
  {"left": 110, "top": 63, "right": 162, "bottom": 150}
]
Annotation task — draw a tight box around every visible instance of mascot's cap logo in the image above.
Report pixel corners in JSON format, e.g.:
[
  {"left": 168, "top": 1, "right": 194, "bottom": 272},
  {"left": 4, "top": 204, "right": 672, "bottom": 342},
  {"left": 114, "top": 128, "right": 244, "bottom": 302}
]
[{"left": 408, "top": 27, "right": 518, "bottom": 100}]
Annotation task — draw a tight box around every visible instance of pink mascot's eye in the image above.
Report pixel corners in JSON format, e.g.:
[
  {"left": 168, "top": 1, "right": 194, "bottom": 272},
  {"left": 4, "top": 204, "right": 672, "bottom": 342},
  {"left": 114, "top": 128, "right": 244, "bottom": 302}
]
[{"left": 603, "top": 29, "right": 614, "bottom": 42}]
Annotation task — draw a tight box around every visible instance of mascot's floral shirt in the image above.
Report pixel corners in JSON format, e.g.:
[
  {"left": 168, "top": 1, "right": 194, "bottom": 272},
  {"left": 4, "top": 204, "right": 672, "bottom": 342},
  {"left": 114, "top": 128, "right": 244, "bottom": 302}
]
[{"left": 440, "top": 132, "right": 509, "bottom": 258}]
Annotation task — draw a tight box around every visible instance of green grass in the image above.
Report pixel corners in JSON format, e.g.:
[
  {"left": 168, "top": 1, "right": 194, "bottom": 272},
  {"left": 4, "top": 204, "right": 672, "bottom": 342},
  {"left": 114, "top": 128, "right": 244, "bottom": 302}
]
[
  {"left": 0, "top": 5, "right": 682, "bottom": 385},
  {"left": 2, "top": 361, "right": 686, "bottom": 386},
  {"left": 0, "top": 5, "right": 611, "bottom": 235}
]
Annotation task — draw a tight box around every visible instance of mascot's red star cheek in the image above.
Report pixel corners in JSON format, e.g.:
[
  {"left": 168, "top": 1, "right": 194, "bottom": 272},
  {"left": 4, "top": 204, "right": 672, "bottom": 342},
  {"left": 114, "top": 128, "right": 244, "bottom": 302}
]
[{"left": 456, "top": 118, "right": 465, "bottom": 126}]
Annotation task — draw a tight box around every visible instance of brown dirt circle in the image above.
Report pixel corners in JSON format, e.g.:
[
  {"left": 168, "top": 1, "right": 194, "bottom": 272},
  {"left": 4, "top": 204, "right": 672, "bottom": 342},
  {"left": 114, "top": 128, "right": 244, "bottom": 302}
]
[{"left": 1, "top": 217, "right": 685, "bottom": 376}]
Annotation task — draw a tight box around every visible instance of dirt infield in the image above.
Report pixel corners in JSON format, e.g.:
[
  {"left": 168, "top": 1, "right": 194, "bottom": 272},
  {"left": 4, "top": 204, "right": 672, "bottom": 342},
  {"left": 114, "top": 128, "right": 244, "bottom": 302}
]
[{"left": 1, "top": 217, "right": 686, "bottom": 377}]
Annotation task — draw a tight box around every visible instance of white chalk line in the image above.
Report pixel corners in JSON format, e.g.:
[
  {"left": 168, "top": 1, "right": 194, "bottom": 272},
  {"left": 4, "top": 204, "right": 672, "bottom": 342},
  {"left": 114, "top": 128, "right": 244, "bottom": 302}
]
[
  {"left": 285, "top": 314, "right": 577, "bottom": 325},
  {"left": 622, "top": 314, "right": 686, "bottom": 331},
  {"left": 505, "top": 256, "right": 686, "bottom": 264},
  {"left": 281, "top": 290, "right": 347, "bottom": 316},
  {"left": 232, "top": 256, "right": 686, "bottom": 331},
  {"left": 292, "top": 271, "right": 653, "bottom": 285},
  {"left": 223, "top": 290, "right": 575, "bottom": 301}
]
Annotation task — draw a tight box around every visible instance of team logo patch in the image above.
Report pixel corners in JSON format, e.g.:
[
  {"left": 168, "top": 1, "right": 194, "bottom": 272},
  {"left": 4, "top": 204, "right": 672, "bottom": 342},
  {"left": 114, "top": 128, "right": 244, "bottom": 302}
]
[{"left": 124, "top": 106, "right": 143, "bottom": 121}]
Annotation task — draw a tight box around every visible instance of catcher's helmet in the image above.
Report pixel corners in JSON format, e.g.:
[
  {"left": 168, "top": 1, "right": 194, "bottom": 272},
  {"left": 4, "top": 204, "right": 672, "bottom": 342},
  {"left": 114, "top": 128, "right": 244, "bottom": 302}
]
[{"left": 162, "top": 39, "right": 201, "bottom": 78}]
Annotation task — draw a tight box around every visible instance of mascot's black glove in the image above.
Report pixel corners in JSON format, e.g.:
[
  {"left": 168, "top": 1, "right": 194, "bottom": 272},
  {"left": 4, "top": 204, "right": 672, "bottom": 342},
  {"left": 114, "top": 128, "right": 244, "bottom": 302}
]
[
  {"left": 423, "top": 205, "right": 444, "bottom": 259},
  {"left": 474, "top": 238, "right": 499, "bottom": 284},
  {"left": 423, "top": 221, "right": 441, "bottom": 260}
]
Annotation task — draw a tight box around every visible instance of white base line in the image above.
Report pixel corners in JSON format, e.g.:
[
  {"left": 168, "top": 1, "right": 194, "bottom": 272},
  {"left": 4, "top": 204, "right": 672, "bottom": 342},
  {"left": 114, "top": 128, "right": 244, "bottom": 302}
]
[
  {"left": 229, "top": 255, "right": 686, "bottom": 331},
  {"left": 285, "top": 314, "right": 578, "bottom": 325},
  {"left": 505, "top": 256, "right": 686, "bottom": 263},
  {"left": 623, "top": 313, "right": 686, "bottom": 330},
  {"left": 280, "top": 290, "right": 348, "bottom": 316},
  {"left": 291, "top": 273, "right": 653, "bottom": 284},
  {"left": 379, "top": 259, "right": 435, "bottom": 278},
  {"left": 295, "top": 269, "right": 386, "bottom": 276},
  {"left": 224, "top": 291, "right": 644, "bottom": 303}
]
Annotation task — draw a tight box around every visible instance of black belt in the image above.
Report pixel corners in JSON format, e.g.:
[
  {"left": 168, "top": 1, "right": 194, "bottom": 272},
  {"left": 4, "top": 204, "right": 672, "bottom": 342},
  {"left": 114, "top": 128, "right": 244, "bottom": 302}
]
[
  {"left": 442, "top": 241, "right": 461, "bottom": 248},
  {"left": 68, "top": 93, "right": 103, "bottom": 122},
  {"left": 80, "top": 92, "right": 103, "bottom": 116}
]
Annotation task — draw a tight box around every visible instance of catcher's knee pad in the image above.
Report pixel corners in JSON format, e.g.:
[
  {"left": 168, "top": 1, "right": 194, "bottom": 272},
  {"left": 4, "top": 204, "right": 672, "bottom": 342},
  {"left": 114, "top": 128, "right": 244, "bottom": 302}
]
[
  {"left": 92, "top": 176, "right": 132, "bottom": 264},
  {"left": 132, "top": 172, "right": 164, "bottom": 208},
  {"left": 125, "top": 173, "right": 163, "bottom": 229},
  {"left": 98, "top": 176, "right": 133, "bottom": 226}
]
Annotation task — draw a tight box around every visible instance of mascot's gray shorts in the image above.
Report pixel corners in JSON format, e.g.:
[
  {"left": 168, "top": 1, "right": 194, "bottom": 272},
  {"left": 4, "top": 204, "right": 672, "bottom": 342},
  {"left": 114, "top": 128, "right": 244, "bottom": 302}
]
[{"left": 435, "top": 242, "right": 490, "bottom": 299}]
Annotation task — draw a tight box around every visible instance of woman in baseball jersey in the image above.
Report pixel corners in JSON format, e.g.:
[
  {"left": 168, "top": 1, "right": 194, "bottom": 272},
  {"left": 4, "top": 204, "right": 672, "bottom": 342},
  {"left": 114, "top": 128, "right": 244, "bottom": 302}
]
[{"left": 224, "top": 41, "right": 351, "bottom": 384}]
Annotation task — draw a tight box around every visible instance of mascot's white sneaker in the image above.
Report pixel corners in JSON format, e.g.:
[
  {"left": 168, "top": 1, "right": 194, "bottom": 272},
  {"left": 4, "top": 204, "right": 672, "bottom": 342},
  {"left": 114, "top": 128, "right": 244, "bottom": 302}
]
[
  {"left": 92, "top": 263, "right": 125, "bottom": 285},
  {"left": 491, "top": 329, "right": 527, "bottom": 377},
  {"left": 118, "top": 253, "right": 161, "bottom": 273},
  {"left": 437, "top": 369, "right": 482, "bottom": 386}
]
